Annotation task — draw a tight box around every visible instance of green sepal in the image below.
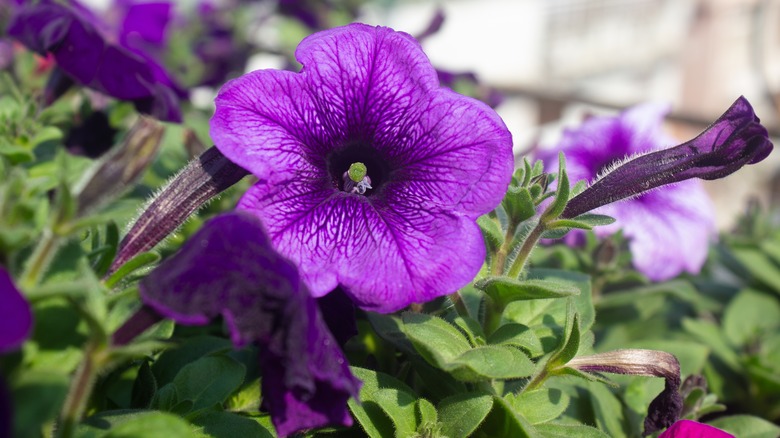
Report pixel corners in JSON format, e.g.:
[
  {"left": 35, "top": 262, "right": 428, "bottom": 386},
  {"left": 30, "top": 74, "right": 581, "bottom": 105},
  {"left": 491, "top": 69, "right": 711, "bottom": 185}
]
[
  {"left": 502, "top": 186, "right": 536, "bottom": 224},
  {"left": 540, "top": 153, "right": 569, "bottom": 223}
]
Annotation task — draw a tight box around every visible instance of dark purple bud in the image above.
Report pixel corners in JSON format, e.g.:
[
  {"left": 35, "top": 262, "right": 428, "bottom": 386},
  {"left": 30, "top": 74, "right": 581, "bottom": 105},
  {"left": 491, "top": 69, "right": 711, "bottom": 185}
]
[
  {"left": 75, "top": 117, "right": 164, "bottom": 215},
  {"left": 563, "top": 96, "right": 773, "bottom": 218},
  {"left": 108, "top": 147, "right": 248, "bottom": 274},
  {"left": 42, "top": 67, "right": 75, "bottom": 106},
  {"left": 138, "top": 212, "right": 360, "bottom": 436},
  {"left": 567, "top": 349, "right": 682, "bottom": 436},
  {"left": 0, "top": 266, "right": 32, "bottom": 354}
]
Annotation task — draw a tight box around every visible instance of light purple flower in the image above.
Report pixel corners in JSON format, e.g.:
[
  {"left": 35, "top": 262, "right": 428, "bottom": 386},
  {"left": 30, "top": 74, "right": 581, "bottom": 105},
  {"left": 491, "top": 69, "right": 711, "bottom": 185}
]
[
  {"left": 8, "top": 0, "right": 185, "bottom": 122},
  {"left": 540, "top": 103, "right": 724, "bottom": 280},
  {"left": 138, "top": 212, "right": 360, "bottom": 437},
  {"left": 210, "top": 24, "right": 514, "bottom": 313},
  {"left": 0, "top": 266, "right": 32, "bottom": 354},
  {"left": 659, "top": 420, "right": 735, "bottom": 438}
]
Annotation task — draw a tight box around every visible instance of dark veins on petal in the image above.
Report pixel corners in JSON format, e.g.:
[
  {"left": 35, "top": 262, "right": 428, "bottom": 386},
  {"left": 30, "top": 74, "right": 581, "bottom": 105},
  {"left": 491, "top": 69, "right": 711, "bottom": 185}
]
[{"left": 138, "top": 212, "right": 360, "bottom": 437}]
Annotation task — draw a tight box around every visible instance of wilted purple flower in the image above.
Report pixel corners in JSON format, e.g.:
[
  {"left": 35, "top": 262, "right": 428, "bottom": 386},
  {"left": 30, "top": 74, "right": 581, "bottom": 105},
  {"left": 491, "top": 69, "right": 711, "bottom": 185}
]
[
  {"left": 0, "top": 266, "right": 32, "bottom": 354},
  {"left": 659, "top": 420, "right": 735, "bottom": 438},
  {"left": 210, "top": 23, "right": 514, "bottom": 313},
  {"left": 7, "top": 0, "right": 185, "bottom": 122},
  {"left": 138, "top": 212, "right": 360, "bottom": 437},
  {"left": 540, "top": 98, "right": 772, "bottom": 281}
]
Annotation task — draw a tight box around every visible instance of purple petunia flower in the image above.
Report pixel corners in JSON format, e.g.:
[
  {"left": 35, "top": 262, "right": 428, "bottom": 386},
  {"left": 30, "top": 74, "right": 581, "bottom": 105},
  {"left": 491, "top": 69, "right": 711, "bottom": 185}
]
[
  {"left": 210, "top": 23, "right": 514, "bottom": 313},
  {"left": 539, "top": 103, "right": 717, "bottom": 281},
  {"left": 138, "top": 212, "right": 361, "bottom": 437},
  {"left": 0, "top": 266, "right": 32, "bottom": 354},
  {"left": 7, "top": 0, "right": 185, "bottom": 122},
  {"left": 659, "top": 420, "right": 735, "bottom": 438}
]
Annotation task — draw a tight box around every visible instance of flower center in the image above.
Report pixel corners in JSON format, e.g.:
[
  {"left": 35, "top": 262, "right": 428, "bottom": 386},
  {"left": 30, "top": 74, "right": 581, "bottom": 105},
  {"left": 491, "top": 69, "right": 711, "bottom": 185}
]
[
  {"left": 343, "top": 162, "right": 372, "bottom": 195},
  {"left": 327, "top": 144, "right": 389, "bottom": 196}
]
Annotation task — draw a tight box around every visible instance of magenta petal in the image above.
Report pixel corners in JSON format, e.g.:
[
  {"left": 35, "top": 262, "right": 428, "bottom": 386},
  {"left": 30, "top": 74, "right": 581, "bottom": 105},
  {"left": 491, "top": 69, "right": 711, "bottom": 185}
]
[
  {"left": 659, "top": 420, "right": 735, "bottom": 438},
  {"left": 139, "top": 212, "right": 360, "bottom": 436},
  {"left": 0, "top": 266, "right": 32, "bottom": 353}
]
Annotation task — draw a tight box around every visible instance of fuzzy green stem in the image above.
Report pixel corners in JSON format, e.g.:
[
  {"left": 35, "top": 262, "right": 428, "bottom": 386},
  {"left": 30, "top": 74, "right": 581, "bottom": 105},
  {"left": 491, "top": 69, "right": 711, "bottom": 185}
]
[
  {"left": 506, "top": 221, "right": 546, "bottom": 279},
  {"left": 19, "top": 229, "right": 60, "bottom": 289},
  {"left": 491, "top": 219, "right": 518, "bottom": 276},
  {"left": 482, "top": 295, "right": 505, "bottom": 337},
  {"left": 55, "top": 339, "right": 106, "bottom": 438}
]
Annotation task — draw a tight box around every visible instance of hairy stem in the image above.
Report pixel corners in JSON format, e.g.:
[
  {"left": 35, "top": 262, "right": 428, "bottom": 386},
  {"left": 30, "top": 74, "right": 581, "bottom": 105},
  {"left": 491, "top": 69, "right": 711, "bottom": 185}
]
[{"left": 506, "top": 221, "right": 546, "bottom": 279}]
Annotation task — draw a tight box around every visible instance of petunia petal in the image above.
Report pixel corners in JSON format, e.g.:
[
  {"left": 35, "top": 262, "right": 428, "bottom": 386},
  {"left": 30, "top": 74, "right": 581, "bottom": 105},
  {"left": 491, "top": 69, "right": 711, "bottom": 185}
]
[
  {"left": 0, "top": 266, "right": 33, "bottom": 353},
  {"left": 238, "top": 179, "right": 486, "bottom": 313},
  {"left": 139, "top": 212, "right": 360, "bottom": 436},
  {"left": 659, "top": 420, "right": 735, "bottom": 438},
  {"left": 592, "top": 181, "right": 715, "bottom": 281},
  {"left": 7, "top": 0, "right": 183, "bottom": 122}
]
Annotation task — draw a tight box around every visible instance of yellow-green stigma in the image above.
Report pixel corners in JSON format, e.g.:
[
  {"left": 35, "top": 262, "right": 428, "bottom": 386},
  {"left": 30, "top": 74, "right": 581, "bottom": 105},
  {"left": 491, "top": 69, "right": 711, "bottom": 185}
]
[{"left": 348, "top": 162, "right": 367, "bottom": 183}]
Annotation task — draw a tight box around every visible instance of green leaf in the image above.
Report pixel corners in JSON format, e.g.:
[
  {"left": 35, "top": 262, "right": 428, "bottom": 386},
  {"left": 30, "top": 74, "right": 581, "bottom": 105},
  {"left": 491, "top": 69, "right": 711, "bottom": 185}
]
[
  {"left": 478, "top": 215, "right": 504, "bottom": 252},
  {"left": 548, "top": 306, "right": 580, "bottom": 368},
  {"left": 402, "top": 313, "right": 534, "bottom": 381},
  {"left": 190, "top": 410, "right": 274, "bottom": 438},
  {"left": 722, "top": 288, "right": 780, "bottom": 346},
  {"left": 730, "top": 247, "right": 780, "bottom": 295},
  {"left": 348, "top": 367, "right": 420, "bottom": 438},
  {"left": 172, "top": 356, "right": 246, "bottom": 411},
  {"left": 478, "top": 396, "right": 538, "bottom": 438},
  {"left": 11, "top": 372, "right": 70, "bottom": 438},
  {"left": 416, "top": 398, "right": 438, "bottom": 428},
  {"left": 447, "top": 345, "right": 536, "bottom": 382},
  {"left": 79, "top": 410, "right": 197, "bottom": 437},
  {"left": 402, "top": 312, "right": 473, "bottom": 366},
  {"left": 477, "top": 276, "right": 580, "bottom": 309},
  {"left": 131, "top": 361, "right": 157, "bottom": 409},
  {"left": 508, "top": 388, "right": 570, "bottom": 424},
  {"left": 438, "top": 392, "right": 494, "bottom": 438},
  {"left": 105, "top": 252, "right": 161, "bottom": 288},
  {"left": 487, "top": 323, "right": 544, "bottom": 358},
  {"left": 708, "top": 415, "right": 780, "bottom": 438},
  {"left": 568, "top": 213, "right": 615, "bottom": 227},
  {"left": 682, "top": 318, "right": 741, "bottom": 371},
  {"left": 535, "top": 423, "right": 610, "bottom": 438},
  {"left": 505, "top": 269, "right": 594, "bottom": 354},
  {"left": 545, "top": 219, "right": 593, "bottom": 231},
  {"left": 225, "top": 380, "right": 261, "bottom": 413},
  {"left": 152, "top": 336, "right": 232, "bottom": 386}
]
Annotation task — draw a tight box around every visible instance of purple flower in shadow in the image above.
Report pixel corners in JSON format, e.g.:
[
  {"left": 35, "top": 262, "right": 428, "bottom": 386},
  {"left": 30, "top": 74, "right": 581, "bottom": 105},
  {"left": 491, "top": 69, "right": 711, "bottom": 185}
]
[
  {"left": 7, "top": 0, "right": 185, "bottom": 122},
  {"left": 1, "top": 266, "right": 32, "bottom": 438},
  {"left": 659, "top": 420, "right": 735, "bottom": 438},
  {"left": 138, "top": 212, "right": 360, "bottom": 437},
  {"left": 540, "top": 98, "right": 772, "bottom": 281},
  {"left": 210, "top": 23, "right": 514, "bottom": 313},
  {"left": 0, "top": 266, "right": 32, "bottom": 354}
]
